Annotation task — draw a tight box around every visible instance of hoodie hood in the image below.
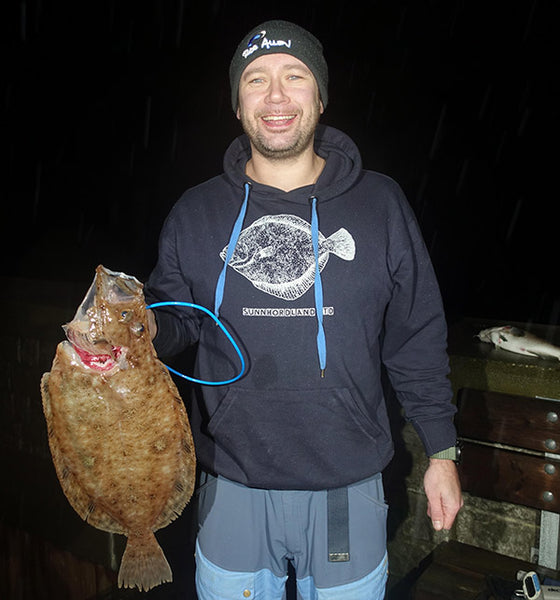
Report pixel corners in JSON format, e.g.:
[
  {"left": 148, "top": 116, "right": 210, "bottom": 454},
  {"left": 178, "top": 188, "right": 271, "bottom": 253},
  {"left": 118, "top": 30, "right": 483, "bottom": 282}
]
[{"left": 222, "top": 124, "right": 363, "bottom": 202}]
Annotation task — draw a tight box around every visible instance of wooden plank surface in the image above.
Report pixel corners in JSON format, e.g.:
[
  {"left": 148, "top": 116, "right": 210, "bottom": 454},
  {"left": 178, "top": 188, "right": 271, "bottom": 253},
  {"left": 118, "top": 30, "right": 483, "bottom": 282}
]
[
  {"left": 457, "top": 388, "right": 560, "bottom": 454},
  {"left": 458, "top": 441, "right": 560, "bottom": 512}
]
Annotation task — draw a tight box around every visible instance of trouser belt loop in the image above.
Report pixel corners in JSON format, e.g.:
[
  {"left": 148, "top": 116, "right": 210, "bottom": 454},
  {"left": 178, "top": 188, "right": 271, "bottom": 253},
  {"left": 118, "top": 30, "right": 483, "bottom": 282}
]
[{"left": 327, "top": 486, "right": 350, "bottom": 562}]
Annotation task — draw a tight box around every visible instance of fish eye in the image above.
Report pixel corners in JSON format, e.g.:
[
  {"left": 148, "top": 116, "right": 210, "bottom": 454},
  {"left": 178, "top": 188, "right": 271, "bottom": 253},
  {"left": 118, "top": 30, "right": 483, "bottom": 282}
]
[{"left": 119, "top": 310, "right": 132, "bottom": 322}]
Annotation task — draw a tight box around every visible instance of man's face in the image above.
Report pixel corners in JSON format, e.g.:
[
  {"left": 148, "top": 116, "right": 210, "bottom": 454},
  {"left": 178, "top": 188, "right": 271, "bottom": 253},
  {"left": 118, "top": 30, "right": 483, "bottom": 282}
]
[{"left": 236, "top": 53, "right": 324, "bottom": 161}]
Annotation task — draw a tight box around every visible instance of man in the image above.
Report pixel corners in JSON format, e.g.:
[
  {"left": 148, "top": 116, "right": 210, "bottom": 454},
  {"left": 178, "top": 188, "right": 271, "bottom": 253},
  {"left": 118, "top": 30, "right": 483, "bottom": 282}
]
[{"left": 146, "top": 19, "right": 462, "bottom": 600}]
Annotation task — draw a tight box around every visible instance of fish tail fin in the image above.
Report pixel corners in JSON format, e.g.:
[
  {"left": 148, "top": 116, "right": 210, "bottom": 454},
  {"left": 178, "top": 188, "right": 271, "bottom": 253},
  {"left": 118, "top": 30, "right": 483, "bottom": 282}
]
[
  {"left": 327, "top": 228, "right": 356, "bottom": 261},
  {"left": 118, "top": 531, "right": 172, "bottom": 591}
]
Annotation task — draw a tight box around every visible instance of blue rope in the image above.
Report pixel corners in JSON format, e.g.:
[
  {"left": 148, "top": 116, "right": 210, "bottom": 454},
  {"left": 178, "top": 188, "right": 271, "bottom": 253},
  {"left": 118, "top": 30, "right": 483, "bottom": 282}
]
[
  {"left": 146, "top": 301, "right": 245, "bottom": 386},
  {"left": 214, "top": 182, "right": 251, "bottom": 318},
  {"left": 310, "top": 197, "right": 326, "bottom": 376}
]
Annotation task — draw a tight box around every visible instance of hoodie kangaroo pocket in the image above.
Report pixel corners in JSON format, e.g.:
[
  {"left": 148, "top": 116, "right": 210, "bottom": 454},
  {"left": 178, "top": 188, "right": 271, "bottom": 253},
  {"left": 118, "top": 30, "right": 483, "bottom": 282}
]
[{"left": 206, "top": 387, "right": 389, "bottom": 490}]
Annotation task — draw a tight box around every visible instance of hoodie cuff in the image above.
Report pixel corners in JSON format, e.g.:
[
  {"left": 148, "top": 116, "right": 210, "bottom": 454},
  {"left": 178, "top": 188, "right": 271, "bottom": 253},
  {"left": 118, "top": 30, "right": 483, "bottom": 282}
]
[
  {"left": 430, "top": 446, "right": 458, "bottom": 460},
  {"left": 412, "top": 417, "right": 458, "bottom": 458}
]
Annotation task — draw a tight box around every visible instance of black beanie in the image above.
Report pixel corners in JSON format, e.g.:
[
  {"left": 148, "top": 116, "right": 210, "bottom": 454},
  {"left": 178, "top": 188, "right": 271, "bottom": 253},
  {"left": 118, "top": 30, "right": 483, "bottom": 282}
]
[{"left": 229, "top": 20, "right": 328, "bottom": 113}]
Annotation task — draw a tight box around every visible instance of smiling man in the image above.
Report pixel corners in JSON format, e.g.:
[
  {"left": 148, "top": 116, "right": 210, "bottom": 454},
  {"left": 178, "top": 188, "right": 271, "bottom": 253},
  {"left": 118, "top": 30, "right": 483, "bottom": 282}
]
[{"left": 145, "top": 19, "right": 462, "bottom": 600}]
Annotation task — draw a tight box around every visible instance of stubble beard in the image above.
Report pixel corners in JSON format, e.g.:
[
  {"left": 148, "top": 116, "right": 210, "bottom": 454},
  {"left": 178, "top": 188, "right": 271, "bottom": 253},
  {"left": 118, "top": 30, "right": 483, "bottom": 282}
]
[{"left": 240, "top": 99, "right": 322, "bottom": 162}]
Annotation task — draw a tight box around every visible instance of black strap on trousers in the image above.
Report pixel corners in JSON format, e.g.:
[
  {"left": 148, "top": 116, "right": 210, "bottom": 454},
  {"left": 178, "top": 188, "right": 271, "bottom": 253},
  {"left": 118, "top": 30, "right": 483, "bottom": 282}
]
[{"left": 327, "top": 487, "right": 350, "bottom": 562}]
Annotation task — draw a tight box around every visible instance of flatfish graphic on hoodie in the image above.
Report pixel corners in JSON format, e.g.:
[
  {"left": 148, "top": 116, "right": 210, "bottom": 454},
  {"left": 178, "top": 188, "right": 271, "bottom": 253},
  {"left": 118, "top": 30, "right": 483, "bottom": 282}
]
[{"left": 220, "top": 214, "right": 356, "bottom": 300}]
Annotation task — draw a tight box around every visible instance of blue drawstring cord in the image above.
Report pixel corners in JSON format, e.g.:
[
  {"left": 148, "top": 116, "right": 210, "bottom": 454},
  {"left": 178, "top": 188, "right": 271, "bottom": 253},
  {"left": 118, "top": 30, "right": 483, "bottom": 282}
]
[
  {"left": 214, "top": 181, "right": 251, "bottom": 318},
  {"left": 310, "top": 196, "right": 327, "bottom": 376},
  {"left": 146, "top": 183, "right": 251, "bottom": 387},
  {"left": 146, "top": 301, "right": 245, "bottom": 386}
]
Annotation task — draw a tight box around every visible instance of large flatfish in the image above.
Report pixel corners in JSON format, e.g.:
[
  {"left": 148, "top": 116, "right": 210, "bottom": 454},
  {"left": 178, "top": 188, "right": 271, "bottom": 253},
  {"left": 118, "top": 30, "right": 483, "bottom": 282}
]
[{"left": 40, "top": 265, "right": 196, "bottom": 591}]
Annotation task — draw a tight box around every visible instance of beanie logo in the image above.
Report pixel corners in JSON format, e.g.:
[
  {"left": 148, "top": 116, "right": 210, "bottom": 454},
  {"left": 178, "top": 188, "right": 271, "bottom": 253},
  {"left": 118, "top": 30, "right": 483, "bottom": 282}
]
[{"left": 242, "top": 29, "right": 292, "bottom": 59}]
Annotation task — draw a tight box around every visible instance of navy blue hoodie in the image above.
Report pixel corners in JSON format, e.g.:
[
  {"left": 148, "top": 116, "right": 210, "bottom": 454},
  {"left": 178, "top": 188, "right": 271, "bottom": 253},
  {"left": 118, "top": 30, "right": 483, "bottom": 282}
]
[{"left": 145, "top": 124, "right": 457, "bottom": 490}]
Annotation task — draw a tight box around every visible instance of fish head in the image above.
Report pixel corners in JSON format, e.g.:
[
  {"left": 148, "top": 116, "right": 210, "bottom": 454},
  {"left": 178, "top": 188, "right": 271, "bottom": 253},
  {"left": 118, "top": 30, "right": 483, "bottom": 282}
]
[
  {"left": 477, "top": 326, "right": 506, "bottom": 343},
  {"left": 62, "top": 265, "right": 149, "bottom": 373}
]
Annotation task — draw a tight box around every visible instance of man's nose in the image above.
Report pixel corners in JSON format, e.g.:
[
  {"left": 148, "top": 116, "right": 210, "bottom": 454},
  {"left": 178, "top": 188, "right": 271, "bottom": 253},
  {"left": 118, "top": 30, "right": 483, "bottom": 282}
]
[{"left": 266, "top": 77, "right": 289, "bottom": 104}]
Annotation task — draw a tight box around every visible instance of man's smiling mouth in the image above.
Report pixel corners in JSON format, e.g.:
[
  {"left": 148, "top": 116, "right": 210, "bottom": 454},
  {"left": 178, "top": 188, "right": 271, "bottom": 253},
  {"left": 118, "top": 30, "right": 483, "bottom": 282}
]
[{"left": 262, "top": 114, "right": 296, "bottom": 122}]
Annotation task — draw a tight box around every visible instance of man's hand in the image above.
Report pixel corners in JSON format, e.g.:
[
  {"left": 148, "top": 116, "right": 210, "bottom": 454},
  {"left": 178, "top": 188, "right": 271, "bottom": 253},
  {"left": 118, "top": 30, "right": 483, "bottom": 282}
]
[{"left": 424, "top": 458, "right": 463, "bottom": 531}]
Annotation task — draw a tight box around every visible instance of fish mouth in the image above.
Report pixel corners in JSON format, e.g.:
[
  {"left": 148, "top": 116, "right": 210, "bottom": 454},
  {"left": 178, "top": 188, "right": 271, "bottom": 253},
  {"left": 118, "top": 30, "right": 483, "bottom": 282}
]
[
  {"left": 71, "top": 343, "right": 125, "bottom": 372},
  {"left": 65, "top": 327, "right": 126, "bottom": 373}
]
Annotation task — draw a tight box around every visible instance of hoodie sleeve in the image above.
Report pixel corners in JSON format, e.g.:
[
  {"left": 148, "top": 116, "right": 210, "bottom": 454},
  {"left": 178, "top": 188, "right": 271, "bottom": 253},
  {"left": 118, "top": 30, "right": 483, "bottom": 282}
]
[
  {"left": 380, "top": 186, "right": 457, "bottom": 456},
  {"left": 144, "top": 204, "right": 202, "bottom": 358}
]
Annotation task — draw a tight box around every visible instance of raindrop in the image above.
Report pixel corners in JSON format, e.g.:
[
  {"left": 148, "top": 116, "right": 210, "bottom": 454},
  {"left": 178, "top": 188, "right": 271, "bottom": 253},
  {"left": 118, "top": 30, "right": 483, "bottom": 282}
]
[
  {"left": 175, "top": 0, "right": 184, "bottom": 48},
  {"left": 212, "top": 0, "right": 221, "bottom": 17},
  {"left": 396, "top": 6, "right": 408, "bottom": 41},
  {"left": 5, "top": 81, "right": 13, "bottom": 111},
  {"left": 495, "top": 130, "right": 508, "bottom": 165},
  {"left": 549, "top": 299, "right": 560, "bottom": 326},
  {"left": 143, "top": 96, "right": 152, "bottom": 149},
  {"left": 77, "top": 210, "right": 86, "bottom": 243},
  {"left": 518, "top": 79, "right": 532, "bottom": 113},
  {"left": 33, "top": 0, "right": 43, "bottom": 34},
  {"left": 365, "top": 91, "right": 376, "bottom": 128},
  {"left": 447, "top": 0, "right": 465, "bottom": 38},
  {"left": 33, "top": 160, "right": 42, "bottom": 223},
  {"left": 129, "top": 143, "right": 136, "bottom": 175},
  {"left": 126, "top": 18, "right": 134, "bottom": 54},
  {"left": 170, "top": 116, "right": 179, "bottom": 161},
  {"left": 429, "top": 104, "right": 447, "bottom": 160},
  {"left": 505, "top": 197, "right": 523, "bottom": 242},
  {"left": 455, "top": 158, "right": 469, "bottom": 196},
  {"left": 416, "top": 171, "right": 430, "bottom": 222},
  {"left": 429, "top": 230, "right": 438, "bottom": 256},
  {"left": 83, "top": 222, "right": 95, "bottom": 247},
  {"left": 16, "top": 337, "right": 22, "bottom": 364},
  {"left": 156, "top": 7, "right": 164, "bottom": 48},
  {"left": 517, "top": 107, "right": 531, "bottom": 137},
  {"left": 20, "top": 1, "right": 26, "bottom": 42},
  {"left": 107, "top": 0, "right": 115, "bottom": 31},
  {"left": 399, "top": 47, "right": 409, "bottom": 75},
  {"left": 346, "top": 60, "right": 356, "bottom": 89},
  {"left": 523, "top": 0, "right": 538, "bottom": 42},
  {"left": 478, "top": 83, "right": 492, "bottom": 120},
  {"left": 216, "top": 88, "right": 225, "bottom": 117}
]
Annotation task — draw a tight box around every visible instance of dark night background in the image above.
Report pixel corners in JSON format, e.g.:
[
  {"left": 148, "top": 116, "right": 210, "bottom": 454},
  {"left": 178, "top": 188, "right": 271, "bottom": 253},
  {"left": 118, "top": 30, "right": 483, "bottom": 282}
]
[
  {"left": 3, "top": 0, "right": 558, "bottom": 325},
  {"left": 1, "top": 1, "right": 558, "bottom": 597}
]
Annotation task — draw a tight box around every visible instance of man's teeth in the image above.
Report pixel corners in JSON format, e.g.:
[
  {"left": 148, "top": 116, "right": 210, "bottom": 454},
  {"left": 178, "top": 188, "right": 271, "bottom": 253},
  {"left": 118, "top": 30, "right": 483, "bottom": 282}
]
[{"left": 262, "top": 115, "right": 295, "bottom": 121}]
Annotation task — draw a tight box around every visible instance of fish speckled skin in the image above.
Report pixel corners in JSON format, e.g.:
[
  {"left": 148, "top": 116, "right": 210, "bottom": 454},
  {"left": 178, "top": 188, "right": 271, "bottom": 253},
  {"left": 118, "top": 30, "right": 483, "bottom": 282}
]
[{"left": 40, "top": 265, "right": 196, "bottom": 591}]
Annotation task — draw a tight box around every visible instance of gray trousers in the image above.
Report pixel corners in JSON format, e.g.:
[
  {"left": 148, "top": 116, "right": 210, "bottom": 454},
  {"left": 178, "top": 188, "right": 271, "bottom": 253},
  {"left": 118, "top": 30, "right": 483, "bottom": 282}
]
[{"left": 195, "top": 473, "right": 389, "bottom": 599}]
